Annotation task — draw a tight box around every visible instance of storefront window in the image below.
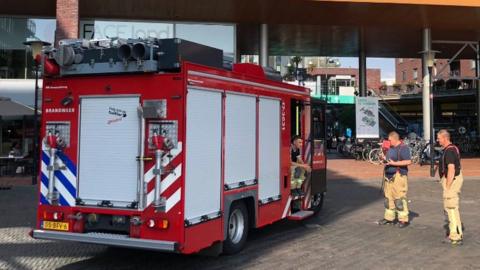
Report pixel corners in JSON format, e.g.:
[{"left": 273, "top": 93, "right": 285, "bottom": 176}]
[
  {"left": 80, "top": 20, "right": 235, "bottom": 61},
  {"left": 175, "top": 23, "right": 235, "bottom": 58},
  {"left": 0, "top": 17, "right": 56, "bottom": 79},
  {"left": 0, "top": 117, "right": 33, "bottom": 156},
  {"left": 80, "top": 20, "right": 173, "bottom": 40}
]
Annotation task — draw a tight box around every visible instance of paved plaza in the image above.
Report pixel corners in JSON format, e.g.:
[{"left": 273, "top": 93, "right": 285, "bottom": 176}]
[{"left": 1, "top": 165, "right": 480, "bottom": 269}]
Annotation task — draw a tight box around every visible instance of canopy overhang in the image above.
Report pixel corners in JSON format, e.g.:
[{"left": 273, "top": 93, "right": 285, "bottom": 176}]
[{"left": 1, "top": 0, "right": 480, "bottom": 57}]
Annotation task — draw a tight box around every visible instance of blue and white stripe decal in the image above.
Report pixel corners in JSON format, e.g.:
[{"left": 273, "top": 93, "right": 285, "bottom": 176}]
[{"left": 40, "top": 148, "right": 77, "bottom": 206}]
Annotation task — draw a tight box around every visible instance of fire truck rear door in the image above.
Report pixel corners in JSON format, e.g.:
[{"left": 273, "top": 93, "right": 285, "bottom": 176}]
[
  {"left": 78, "top": 96, "right": 140, "bottom": 207},
  {"left": 310, "top": 99, "right": 327, "bottom": 194}
]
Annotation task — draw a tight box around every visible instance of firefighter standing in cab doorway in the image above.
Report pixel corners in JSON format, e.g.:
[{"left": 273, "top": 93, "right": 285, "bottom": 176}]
[
  {"left": 378, "top": 131, "right": 412, "bottom": 228},
  {"left": 437, "top": 129, "right": 464, "bottom": 246},
  {"left": 291, "top": 135, "right": 311, "bottom": 196}
]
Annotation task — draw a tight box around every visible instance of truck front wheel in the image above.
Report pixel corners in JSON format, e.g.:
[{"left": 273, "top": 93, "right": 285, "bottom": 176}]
[
  {"left": 223, "top": 201, "right": 249, "bottom": 255},
  {"left": 310, "top": 192, "right": 325, "bottom": 214}
]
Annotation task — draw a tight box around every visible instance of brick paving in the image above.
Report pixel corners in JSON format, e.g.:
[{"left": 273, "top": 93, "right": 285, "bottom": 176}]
[
  {"left": 1, "top": 173, "right": 480, "bottom": 269},
  {"left": 0, "top": 177, "right": 32, "bottom": 190},
  {"left": 327, "top": 156, "right": 480, "bottom": 180}
]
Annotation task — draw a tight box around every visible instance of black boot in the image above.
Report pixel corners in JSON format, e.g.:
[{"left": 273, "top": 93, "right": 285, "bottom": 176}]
[
  {"left": 377, "top": 219, "right": 395, "bottom": 225},
  {"left": 398, "top": 221, "right": 410, "bottom": 228}
]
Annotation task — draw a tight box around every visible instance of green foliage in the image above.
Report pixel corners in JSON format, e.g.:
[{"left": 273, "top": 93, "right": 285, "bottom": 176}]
[
  {"left": 406, "top": 81, "right": 415, "bottom": 91},
  {"left": 283, "top": 56, "right": 303, "bottom": 81},
  {"left": 392, "top": 83, "right": 402, "bottom": 92},
  {"left": 291, "top": 56, "right": 303, "bottom": 67}
]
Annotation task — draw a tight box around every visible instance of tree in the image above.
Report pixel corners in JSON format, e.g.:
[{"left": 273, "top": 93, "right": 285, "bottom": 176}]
[
  {"left": 283, "top": 64, "right": 296, "bottom": 81},
  {"left": 291, "top": 56, "right": 303, "bottom": 68},
  {"left": 406, "top": 82, "right": 415, "bottom": 93},
  {"left": 283, "top": 56, "right": 303, "bottom": 81},
  {"left": 392, "top": 83, "right": 402, "bottom": 93},
  {"left": 379, "top": 83, "right": 388, "bottom": 94}
]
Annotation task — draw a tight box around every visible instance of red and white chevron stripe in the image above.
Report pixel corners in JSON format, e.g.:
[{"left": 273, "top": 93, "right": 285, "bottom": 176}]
[
  {"left": 144, "top": 142, "right": 183, "bottom": 212},
  {"left": 282, "top": 196, "right": 292, "bottom": 218}
]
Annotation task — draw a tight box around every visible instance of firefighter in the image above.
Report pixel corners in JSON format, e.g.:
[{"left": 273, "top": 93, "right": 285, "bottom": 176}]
[
  {"left": 437, "top": 129, "right": 464, "bottom": 246},
  {"left": 378, "top": 131, "right": 411, "bottom": 228},
  {"left": 291, "top": 135, "right": 311, "bottom": 196}
]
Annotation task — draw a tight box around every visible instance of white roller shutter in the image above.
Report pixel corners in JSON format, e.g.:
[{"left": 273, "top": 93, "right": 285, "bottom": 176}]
[
  {"left": 185, "top": 88, "right": 222, "bottom": 220},
  {"left": 258, "top": 98, "right": 281, "bottom": 200},
  {"left": 224, "top": 93, "right": 256, "bottom": 186},
  {"left": 78, "top": 96, "right": 140, "bottom": 206}
]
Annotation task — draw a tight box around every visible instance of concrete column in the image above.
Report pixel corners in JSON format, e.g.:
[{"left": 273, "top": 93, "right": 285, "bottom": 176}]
[
  {"left": 259, "top": 24, "right": 268, "bottom": 67},
  {"left": 55, "top": 0, "right": 79, "bottom": 46},
  {"left": 421, "top": 28, "right": 432, "bottom": 141},
  {"left": 358, "top": 28, "right": 367, "bottom": 96},
  {"left": 476, "top": 42, "right": 480, "bottom": 135},
  {"left": 0, "top": 116, "right": 3, "bottom": 154}
]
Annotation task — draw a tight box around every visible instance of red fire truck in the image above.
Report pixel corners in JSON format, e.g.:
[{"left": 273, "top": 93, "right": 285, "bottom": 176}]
[{"left": 32, "top": 38, "right": 327, "bottom": 255}]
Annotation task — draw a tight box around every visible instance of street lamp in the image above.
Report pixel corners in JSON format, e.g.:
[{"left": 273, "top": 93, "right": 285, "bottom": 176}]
[{"left": 23, "top": 38, "right": 51, "bottom": 185}]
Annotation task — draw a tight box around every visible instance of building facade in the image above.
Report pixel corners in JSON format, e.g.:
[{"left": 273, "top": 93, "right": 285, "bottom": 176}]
[
  {"left": 395, "top": 58, "right": 477, "bottom": 92},
  {"left": 310, "top": 67, "right": 382, "bottom": 92}
]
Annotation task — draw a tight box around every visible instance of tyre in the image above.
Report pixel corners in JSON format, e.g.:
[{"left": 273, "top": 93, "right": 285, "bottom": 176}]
[
  {"left": 336, "top": 144, "right": 343, "bottom": 154},
  {"left": 368, "top": 148, "right": 383, "bottom": 165},
  {"left": 352, "top": 150, "right": 361, "bottom": 160},
  {"left": 310, "top": 192, "right": 325, "bottom": 214},
  {"left": 223, "top": 201, "right": 249, "bottom": 255},
  {"left": 362, "top": 147, "right": 371, "bottom": 161}
]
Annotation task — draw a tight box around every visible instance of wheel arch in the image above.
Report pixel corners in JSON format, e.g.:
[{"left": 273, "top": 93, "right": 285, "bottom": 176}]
[{"left": 223, "top": 190, "right": 257, "bottom": 240}]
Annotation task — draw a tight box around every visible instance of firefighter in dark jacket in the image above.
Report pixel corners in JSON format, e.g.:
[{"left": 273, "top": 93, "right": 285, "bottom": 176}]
[
  {"left": 290, "top": 135, "right": 311, "bottom": 196},
  {"left": 378, "top": 131, "right": 412, "bottom": 228},
  {"left": 437, "top": 129, "right": 464, "bottom": 246}
]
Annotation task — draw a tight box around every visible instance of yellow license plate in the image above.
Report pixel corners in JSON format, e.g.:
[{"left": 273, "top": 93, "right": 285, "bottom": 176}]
[{"left": 42, "top": 221, "right": 69, "bottom": 231}]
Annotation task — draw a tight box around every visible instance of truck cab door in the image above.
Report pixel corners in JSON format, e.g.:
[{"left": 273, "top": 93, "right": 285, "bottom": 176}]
[{"left": 309, "top": 99, "right": 327, "bottom": 195}]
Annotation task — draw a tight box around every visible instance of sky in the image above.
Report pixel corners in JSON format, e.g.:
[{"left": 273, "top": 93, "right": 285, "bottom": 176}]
[
  {"left": 31, "top": 19, "right": 56, "bottom": 44},
  {"left": 339, "top": 57, "right": 395, "bottom": 82}
]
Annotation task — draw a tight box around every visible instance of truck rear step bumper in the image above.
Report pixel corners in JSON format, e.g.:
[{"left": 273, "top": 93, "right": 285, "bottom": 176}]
[
  {"left": 287, "top": 210, "right": 314, "bottom": 221},
  {"left": 33, "top": 230, "right": 178, "bottom": 252}
]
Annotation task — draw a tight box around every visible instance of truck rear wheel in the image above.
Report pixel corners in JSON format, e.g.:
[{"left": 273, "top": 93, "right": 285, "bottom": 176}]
[
  {"left": 223, "top": 201, "right": 249, "bottom": 255},
  {"left": 310, "top": 192, "right": 325, "bottom": 214}
]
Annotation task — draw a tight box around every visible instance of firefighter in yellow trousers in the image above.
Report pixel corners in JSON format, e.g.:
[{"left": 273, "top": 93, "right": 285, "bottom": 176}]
[
  {"left": 378, "top": 131, "right": 412, "bottom": 228},
  {"left": 437, "top": 129, "right": 464, "bottom": 246},
  {"left": 291, "top": 136, "right": 311, "bottom": 197}
]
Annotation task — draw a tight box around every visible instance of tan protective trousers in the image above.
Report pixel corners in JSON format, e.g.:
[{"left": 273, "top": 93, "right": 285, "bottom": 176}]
[
  {"left": 441, "top": 173, "right": 464, "bottom": 241},
  {"left": 384, "top": 173, "right": 409, "bottom": 222},
  {"left": 291, "top": 166, "right": 305, "bottom": 190}
]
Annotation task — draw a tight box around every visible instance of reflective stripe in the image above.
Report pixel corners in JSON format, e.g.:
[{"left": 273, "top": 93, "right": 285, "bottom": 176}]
[
  {"left": 57, "top": 151, "right": 77, "bottom": 176},
  {"left": 165, "top": 188, "right": 182, "bottom": 212},
  {"left": 145, "top": 165, "right": 182, "bottom": 209},
  {"left": 39, "top": 149, "right": 77, "bottom": 206},
  {"left": 282, "top": 196, "right": 292, "bottom": 218},
  {"left": 54, "top": 171, "right": 76, "bottom": 198},
  {"left": 145, "top": 142, "right": 182, "bottom": 184}
]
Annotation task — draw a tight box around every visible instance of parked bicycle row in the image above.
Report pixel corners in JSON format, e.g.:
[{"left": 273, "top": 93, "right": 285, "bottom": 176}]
[{"left": 328, "top": 133, "right": 479, "bottom": 165}]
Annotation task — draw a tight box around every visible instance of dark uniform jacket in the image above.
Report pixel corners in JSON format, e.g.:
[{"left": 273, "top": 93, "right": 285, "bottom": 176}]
[
  {"left": 439, "top": 144, "right": 461, "bottom": 178},
  {"left": 384, "top": 143, "right": 411, "bottom": 179}
]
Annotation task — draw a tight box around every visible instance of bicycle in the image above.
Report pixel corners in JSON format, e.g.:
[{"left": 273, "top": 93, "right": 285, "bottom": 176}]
[
  {"left": 419, "top": 142, "right": 442, "bottom": 165},
  {"left": 362, "top": 141, "right": 375, "bottom": 161},
  {"left": 368, "top": 147, "right": 385, "bottom": 165}
]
